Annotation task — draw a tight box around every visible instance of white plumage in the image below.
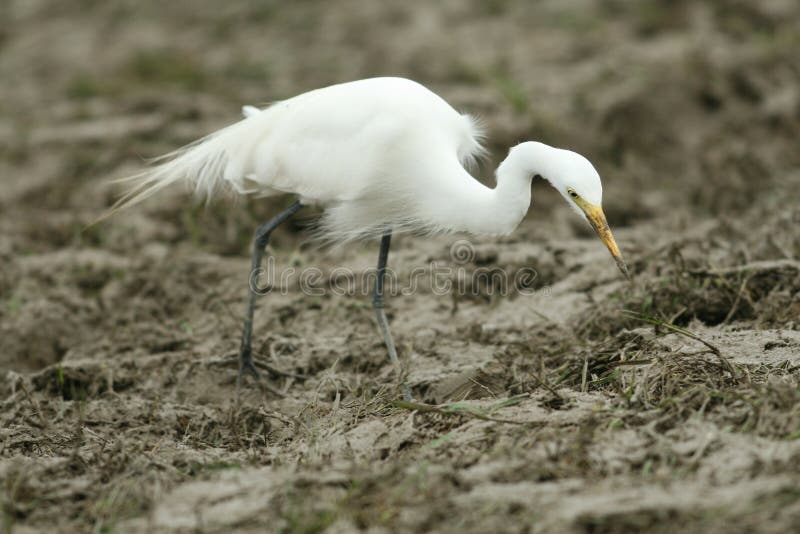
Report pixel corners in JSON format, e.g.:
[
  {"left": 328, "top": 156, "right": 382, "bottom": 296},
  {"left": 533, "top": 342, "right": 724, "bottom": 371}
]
[{"left": 111, "top": 76, "right": 625, "bottom": 273}]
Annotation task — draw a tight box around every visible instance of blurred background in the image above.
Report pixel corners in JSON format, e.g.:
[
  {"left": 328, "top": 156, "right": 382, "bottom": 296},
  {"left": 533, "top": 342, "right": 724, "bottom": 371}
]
[{"left": 1, "top": 1, "right": 799, "bottom": 530}]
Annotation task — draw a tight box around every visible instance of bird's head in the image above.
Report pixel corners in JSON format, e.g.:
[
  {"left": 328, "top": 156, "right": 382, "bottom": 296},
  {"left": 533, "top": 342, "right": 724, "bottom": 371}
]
[
  {"left": 554, "top": 150, "right": 628, "bottom": 279},
  {"left": 514, "top": 142, "right": 629, "bottom": 279}
]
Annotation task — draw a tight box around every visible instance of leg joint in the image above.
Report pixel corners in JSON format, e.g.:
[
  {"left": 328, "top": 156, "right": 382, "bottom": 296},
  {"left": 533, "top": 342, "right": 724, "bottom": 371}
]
[{"left": 254, "top": 231, "right": 271, "bottom": 250}]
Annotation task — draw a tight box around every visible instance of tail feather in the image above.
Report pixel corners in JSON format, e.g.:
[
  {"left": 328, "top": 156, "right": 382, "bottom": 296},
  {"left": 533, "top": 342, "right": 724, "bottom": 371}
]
[{"left": 94, "top": 113, "right": 261, "bottom": 225}]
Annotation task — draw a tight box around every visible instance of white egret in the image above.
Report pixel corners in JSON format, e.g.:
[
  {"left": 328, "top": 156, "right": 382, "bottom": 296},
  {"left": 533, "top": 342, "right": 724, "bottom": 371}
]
[{"left": 108, "top": 77, "right": 628, "bottom": 400}]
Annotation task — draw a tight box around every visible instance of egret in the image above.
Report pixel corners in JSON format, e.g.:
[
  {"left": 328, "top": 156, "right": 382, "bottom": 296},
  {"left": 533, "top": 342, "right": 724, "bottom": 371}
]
[{"left": 108, "top": 77, "right": 628, "bottom": 400}]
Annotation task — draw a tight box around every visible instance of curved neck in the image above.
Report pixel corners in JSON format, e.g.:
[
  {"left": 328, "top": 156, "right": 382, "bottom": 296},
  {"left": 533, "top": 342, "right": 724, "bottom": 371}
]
[
  {"left": 468, "top": 142, "right": 563, "bottom": 235},
  {"left": 442, "top": 153, "right": 534, "bottom": 236},
  {"left": 497, "top": 142, "right": 564, "bottom": 190},
  {"left": 429, "top": 143, "right": 562, "bottom": 236}
]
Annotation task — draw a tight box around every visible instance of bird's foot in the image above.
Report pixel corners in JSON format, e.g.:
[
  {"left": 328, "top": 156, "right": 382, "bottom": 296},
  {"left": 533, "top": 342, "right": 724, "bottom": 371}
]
[
  {"left": 236, "top": 355, "right": 287, "bottom": 399},
  {"left": 236, "top": 358, "right": 261, "bottom": 387},
  {"left": 236, "top": 344, "right": 262, "bottom": 392}
]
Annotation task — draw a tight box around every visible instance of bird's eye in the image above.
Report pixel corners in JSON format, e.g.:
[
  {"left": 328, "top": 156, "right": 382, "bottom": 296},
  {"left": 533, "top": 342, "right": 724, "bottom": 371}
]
[{"left": 568, "top": 189, "right": 579, "bottom": 199}]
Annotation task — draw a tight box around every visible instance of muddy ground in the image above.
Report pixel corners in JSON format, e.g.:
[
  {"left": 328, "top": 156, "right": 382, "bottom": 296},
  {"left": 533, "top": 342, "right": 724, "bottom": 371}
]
[{"left": 1, "top": 1, "right": 800, "bottom": 532}]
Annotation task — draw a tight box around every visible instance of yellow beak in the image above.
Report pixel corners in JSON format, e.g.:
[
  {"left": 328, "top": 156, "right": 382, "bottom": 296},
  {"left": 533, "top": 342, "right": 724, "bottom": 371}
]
[{"left": 581, "top": 203, "right": 630, "bottom": 279}]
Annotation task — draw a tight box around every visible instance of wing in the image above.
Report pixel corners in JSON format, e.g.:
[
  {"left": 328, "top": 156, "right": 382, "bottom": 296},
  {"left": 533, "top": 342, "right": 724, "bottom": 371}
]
[{"left": 235, "top": 78, "right": 484, "bottom": 202}]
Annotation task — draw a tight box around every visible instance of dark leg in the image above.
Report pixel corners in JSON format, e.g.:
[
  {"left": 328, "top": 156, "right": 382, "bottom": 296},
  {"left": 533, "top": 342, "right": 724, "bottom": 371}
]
[
  {"left": 238, "top": 200, "right": 303, "bottom": 387},
  {"left": 372, "top": 229, "right": 414, "bottom": 401}
]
